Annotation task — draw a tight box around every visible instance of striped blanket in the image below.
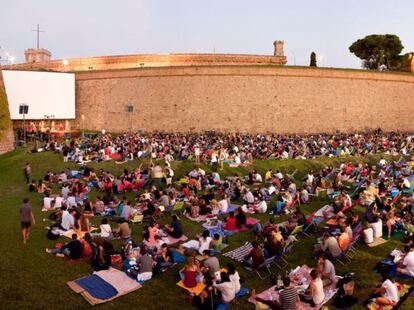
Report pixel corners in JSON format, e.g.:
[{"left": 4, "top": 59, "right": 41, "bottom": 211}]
[{"left": 222, "top": 242, "right": 252, "bottom": 262}]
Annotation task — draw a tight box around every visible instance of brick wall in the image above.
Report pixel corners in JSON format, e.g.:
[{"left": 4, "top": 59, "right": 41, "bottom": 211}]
[{"left": 70, "top": 66, "right": 414, "bottom": 134}]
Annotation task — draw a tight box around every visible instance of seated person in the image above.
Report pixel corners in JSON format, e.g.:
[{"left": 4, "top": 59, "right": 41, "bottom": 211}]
[
  {"left": 317, "top": 254, "right": 336, "bottom": 287},
  {"left": 224, "top": 212, "right": 237, "bottom": 230},
  {"left": 198, "top": 230, "right": 213, "bottom": 255},
  {"left": 321, "top": 233, "right": 342, "bottom": 259},
  {"left": 250, "top": 276, "right": 298, "bottom": 310},
  {"left": 99, "top": 218, "right": 112, "bottom": 239},
  {"left": 273, "top": 195, "right": 286, "bottom": 215},
  {"left": 338, "top": 225, "right": 350, "bottom": 252},
  {"left": 46, "top": 233, "right": 82, "bottom": 260},
  {"left": 218, "top": 194, "right": 229, "bottom": 213},
  {"left": 213, "top": 272, "right": 236, "bottom": 306},
  {"left": 114, "top": 218, "right": 131, "bottom": 244},
  {"left": 371, "top": 274, "right": 399, "bottom": 307},
  {"left": 165, "top": 215, "right": 183, "bottom": 239},
  {"left": 80, "top": 233, "right": 94, "bottom": 258},
  {"left": 243, "top": 241, "right": 265, "bottom": 270},
  {"left": 92, "top": 236, "right": 113, "bottom": 271},
  {"left": 155, "top": 243, "right": 174, "bottom": 271},
  {"left": 201, "top": 250, "right": 220, "bottom": 277},
  {"left": 264, "top": 234, "right": 283, "bottom": 258},
  {"left": 235, "top": 208, "right": 247, "bottom": 228},
  {"left": 254, "top": 198, "right": 268, "bottom": 213},
  {"left": 299, "top": 269, "right": 325, "bottom": 307},
  {"left": 179, "top": 257, "right": 203, "bottom": 288},
  {"left": 136, "top": 247, "right": 154, "bottom": 282},
  {"left": 60, "top": 207, "right": 76, "bottom": 231},
  {"left": 210, "top": 234, "right": 223, "bottom": 252},
  {"left": 397, "top": 244, "right": 414, "bottom": 276}
]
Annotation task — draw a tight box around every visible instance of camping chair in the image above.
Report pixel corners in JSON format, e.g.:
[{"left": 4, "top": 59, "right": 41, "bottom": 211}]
[
  {"left": 273, "top": 252, "right": 289, "bottom": 270},
  {"left": 130, "top": 214, "right": 144, "bottom": 225},
  {"left": 289, "top": 225, "right": 304, "bottom": 239},
  {"left": 254, "top": 256, "right": 276, "bottom": 279},
  {"left": 345, "top": 235, "right": 360, "bottom": 259},
  {"left": 333, "top": 252, "right": 351, "bottom": 266}
]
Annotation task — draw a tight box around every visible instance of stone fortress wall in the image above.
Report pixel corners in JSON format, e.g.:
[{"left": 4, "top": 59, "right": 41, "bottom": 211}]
[
  {"left": 0, "top": 68, "right": 15, "bottom": 154},
  {"left": 71, "top": 65, "right": 414, "bottom": 134}
]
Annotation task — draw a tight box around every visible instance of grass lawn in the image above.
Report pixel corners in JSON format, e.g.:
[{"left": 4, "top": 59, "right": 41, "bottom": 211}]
[{"left": 0, "top": 149, "right": 413, "bottom": 310}]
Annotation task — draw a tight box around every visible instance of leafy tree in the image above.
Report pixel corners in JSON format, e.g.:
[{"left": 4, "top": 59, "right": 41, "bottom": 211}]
[
  {"left": 310, "top": 52, "right": 317, "bottom": 67},
  {"left": 349, "top": 34, "right": 404, "bottom": 70}
]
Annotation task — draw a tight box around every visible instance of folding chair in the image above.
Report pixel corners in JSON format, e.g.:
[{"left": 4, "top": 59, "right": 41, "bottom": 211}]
[
  {"left": 273, "top": 253, "right": 289, "bottom": 270},
  {"left": 289, "top": 225, "right": 304, "bottom": 239},
  {"left": 254, "top": 256, "right": 275, "bottom": 279}
]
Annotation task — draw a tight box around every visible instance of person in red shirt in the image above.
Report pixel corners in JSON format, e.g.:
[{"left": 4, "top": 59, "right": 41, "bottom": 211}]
[{"left": 224, "top": 212, "right": 237, "bottom": 230}]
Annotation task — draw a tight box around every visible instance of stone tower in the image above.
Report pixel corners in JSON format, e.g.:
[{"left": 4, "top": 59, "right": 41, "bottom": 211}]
[
  {"left": 24, "top": 48, "right": 51, "bottom": 63},
  {"left": 273, "top": 40, "right": 285, "bottom": 57},
  {"left": 0, "top": 67, "right": 15, "bottom": 154}
]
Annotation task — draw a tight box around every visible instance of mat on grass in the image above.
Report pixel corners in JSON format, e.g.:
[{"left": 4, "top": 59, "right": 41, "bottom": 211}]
[
  {"left": 367, "top": 238, "right": 388, "bottom": 248},
  {"left": 161, "top": 234, "right": 188, "bottom": 246},
  {"left": 225, "top": 217, "right": 260, "bottom": 233},
  {"left": 176, "top": 281, "right": 206, "bottom": 296},
  {"left": 67, "top": 267, "right": 142, "bottom": 305},
  {"left": 222, "top": 242, "right": 252, "bottom": 262}
]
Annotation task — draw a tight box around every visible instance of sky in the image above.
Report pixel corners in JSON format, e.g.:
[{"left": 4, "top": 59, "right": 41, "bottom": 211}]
[{"left": 0, "top": 0, "right": 413, "bottom": 68}]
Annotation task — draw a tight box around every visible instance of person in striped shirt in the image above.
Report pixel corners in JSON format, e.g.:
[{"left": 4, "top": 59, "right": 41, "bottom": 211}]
[{"left": 251, "top": 276, "right": 298, "bottom": 309}]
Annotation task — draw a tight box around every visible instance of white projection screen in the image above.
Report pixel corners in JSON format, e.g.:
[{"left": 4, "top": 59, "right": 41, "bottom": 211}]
[{"left": 3, "top": 70, "right": 75, "bottom": 120}]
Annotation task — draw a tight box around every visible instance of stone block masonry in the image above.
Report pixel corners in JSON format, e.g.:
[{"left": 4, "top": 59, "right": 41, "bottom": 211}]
[{"left": 71, "top": 66, "right": 414, "bottom": 134}]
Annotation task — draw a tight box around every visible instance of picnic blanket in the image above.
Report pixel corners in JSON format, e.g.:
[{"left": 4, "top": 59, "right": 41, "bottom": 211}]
[
  {"left": 249, "top": 265, "right": 339, "bottom": 310},
  {"left": 176, "top": 281, "right": 206, "bottom": 296},
  {"left": 367, "top": 238, "right": 388, "bottom": 248},
  {"left": 225, "top": 217, "right": 260, "bottom": 233},
  {"left": 161, "top": 234, "right": 188, "bottom": 246},
  {"left": 67, "top": 267, "right": 142, "bottom": 305},
  {"left": 62, "top": 228, "right": 97, "bottom": 239},
  {"left": 366, "top": 282, "right": 412, "bottom": 310},
  {"left": 184, "top": 213, "right": 212, "bottom": 223},
  {"left": 223, "top": 242, "right": 253, "bottom": 262},
  {"left": 217, "top": 204, "right": 239, "bottom": 216}
]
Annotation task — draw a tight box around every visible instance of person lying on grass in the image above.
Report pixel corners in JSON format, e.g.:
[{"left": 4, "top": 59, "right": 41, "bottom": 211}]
[{"left": 46, "top": 233, "right": 82, "bottom": 259}]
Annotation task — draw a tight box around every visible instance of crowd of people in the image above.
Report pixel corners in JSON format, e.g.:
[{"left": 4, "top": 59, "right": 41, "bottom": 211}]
[
  {"left": 34, "top": 129, "right": 414, "bottom": 165},
  {"left": 20, "top": 131, "right": 414, "bottom": 309}
]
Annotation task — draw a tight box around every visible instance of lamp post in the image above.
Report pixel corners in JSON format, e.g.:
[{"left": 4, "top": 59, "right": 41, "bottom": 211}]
[{"left": 19, "top": 104, "right": 29, "bottom": 144}]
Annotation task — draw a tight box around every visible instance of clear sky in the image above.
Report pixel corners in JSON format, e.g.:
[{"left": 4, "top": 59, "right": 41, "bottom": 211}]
[{"left": 1, "top": 0, "right": 413, "bottom": 68}]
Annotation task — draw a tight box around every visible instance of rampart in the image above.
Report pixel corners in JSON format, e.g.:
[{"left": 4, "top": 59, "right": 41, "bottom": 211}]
[{"left": 70, "top": 66, "right": 414, "bottom": 133}]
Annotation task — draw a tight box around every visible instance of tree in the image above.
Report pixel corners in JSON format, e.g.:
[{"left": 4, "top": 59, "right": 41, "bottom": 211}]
[
  {"left": 310, "top": 52, "right": 317, "bottom": 67},
  {"left": 349, "top": 34, "right": 404, "bottom": 70}
]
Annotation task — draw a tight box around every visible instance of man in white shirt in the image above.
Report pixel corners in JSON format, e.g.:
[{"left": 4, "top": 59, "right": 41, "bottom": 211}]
[
  {"left": 373, "top": 276, "right": 399, "bottom": 306},
  {"left": 243, "top": 189, "right": 255, "bottom": 204},
  {"left": 255, "top": 199, "right": 267, "bottom": 213},
  {"left": 43, "top": 195, "right": 54, "bottom": 211},
  {"left": 398, "top": 246, "right": 414, "bottom": 276},
  {"left": 61, "top": 207, "right": 75, "bottom": 231},
  {"left": 66, "top": 193, "right": 77, "bottom": 208},
  {"left": 54, "top": 196, "right": 64, "bottom": 209}
]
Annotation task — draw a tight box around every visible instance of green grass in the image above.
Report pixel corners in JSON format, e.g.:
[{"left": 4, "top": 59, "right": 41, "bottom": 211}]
[{"left": 0, "top": 149, "right": 413, "bottom": 309}]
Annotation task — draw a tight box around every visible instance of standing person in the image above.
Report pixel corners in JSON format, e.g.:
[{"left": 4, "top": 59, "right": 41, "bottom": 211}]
[
  {"left": 20, "top": 198, "right": 35, "bottom": 244},
  {"left": 23, "top": 163, "right": 31, "bottom": 184}
]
